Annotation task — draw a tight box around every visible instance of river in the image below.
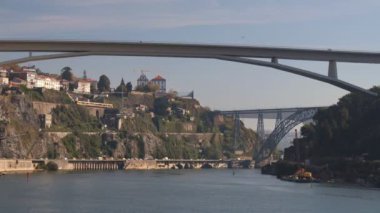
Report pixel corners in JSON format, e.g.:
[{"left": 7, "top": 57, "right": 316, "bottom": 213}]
[{"left": 0, "top": 169, "right": 379, "bottom": 213}]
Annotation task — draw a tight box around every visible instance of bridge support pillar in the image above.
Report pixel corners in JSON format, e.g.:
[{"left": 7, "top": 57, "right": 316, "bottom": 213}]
[
  {"left": 328, "top": 60, "right": 338, "bottom": 79},
  {"left": 275, "top": 111, "right": 283, "bottom": 128},
  {"left": 233, "top": 113, "right": 241, "bottom": 149},
  {"left": 257, "top": 113, "right": 265, "bottom": 140},
  {"left": 271, "top": 57, "right": 278, "bottom": 64}
]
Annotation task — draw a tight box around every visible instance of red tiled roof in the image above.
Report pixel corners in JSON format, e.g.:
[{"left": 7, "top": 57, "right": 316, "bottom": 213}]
[{"left": 151, "top": 75, "right": 165, "bottom": 81}]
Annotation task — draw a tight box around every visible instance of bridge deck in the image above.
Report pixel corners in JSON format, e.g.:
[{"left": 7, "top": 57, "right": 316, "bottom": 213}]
[{"left": 1, "top": 40, "right": 380, "bottom": 63}]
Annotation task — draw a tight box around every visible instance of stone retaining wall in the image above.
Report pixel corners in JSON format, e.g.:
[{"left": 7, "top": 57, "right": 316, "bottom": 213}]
[{"left": 0, "top": 159, "right": 35, "bottom": 172}]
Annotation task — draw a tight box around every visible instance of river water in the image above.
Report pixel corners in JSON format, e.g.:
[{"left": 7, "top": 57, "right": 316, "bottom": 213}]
[{"left": 0, "top": 169, "right": 379, "bottom": 213}]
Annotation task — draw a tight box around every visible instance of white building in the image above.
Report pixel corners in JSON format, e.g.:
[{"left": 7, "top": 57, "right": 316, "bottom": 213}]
[
  {"left": 9, "top": 69, "right": 36, "bottom": 88},
  {"left": 74, "top": 79, "right": 92, "bottom": 94},
  {"left": 35, "top": 75, "right": 61, "bottom": 90},
  {"left": 151, "top": 75, "right": 166, "bottom": 92},
  {"left": 137, "top": 73, "right": 149, "bottom": 88}
]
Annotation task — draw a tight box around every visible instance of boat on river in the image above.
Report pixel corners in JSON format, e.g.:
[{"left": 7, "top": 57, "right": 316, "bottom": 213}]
[{"left": 280, "top": 168, "right": 318, "bottom": 183}]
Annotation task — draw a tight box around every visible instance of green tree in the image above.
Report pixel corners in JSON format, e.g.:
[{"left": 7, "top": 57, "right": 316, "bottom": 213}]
[
  {"left": 61, "top": 66, "right": 74, "bottom": 81},
  {"left": 90, "top": 82, "right": 97, "bottom": 93},
  {"left": 203, "top": 135, "right": 223, "bottom": 159},
  {"left": 135, "top": 83, "right": 159, "bottom": 93},
  {"left": 154, "top": 97, "right": 169, "bottom": 116},
  {"left": 298, "top": 86, "right": 380, "bottom": 159},
  {"left": 126, "top": 82, "right": 133, "bottom": 96},
  {"left": 137, "top": 139, "right": 145, "bottom": 159},
  {"left": 36, "top": 68, "right": 43, "bottom": 75},
  {"left": 98, "top": 75, "right": 111, "bottom": 92},
  {"left": 115, "top": 78, "right": 126, "bottom": 95},
  {"left": 120, "top": 78, "right": 125, "bottom": 87}
]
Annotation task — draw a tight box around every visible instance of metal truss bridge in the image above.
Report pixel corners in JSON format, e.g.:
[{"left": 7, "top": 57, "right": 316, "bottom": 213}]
[
  {"left": 219, "top": 107, "right": 326, "bottom": 163},
  {"left": 0, "top": 40, "right": 379, "bottom": 96}
]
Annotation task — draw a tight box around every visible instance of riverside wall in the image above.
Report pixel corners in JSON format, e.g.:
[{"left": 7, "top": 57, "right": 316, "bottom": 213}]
[
  {"left": 32, "top": 101, "right": 62, "bottom": 114},
  {"left": 1, "top": 159, "right": 249, "bottom": 172},
  {"left": 124, "top": 160, "right": 158, "bottom": 169},
  {"left": 0, "top": 159, "right": 36, "bottom": 172}
]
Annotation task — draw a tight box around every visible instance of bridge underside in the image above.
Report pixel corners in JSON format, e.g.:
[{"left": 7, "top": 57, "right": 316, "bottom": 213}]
[{"left": 0, "top": 40, "right": 378, "bottom": 96}]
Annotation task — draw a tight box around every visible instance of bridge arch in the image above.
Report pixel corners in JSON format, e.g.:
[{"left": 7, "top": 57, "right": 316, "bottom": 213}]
[
  {"left": 0, "top": 40, "right": 377, "bottom": 96},
  {"left": 215, "top": 56, "right": 376, "bottom": 96},
  {"left": 254, "top": 108, "right": 318, "bottom": 163}
]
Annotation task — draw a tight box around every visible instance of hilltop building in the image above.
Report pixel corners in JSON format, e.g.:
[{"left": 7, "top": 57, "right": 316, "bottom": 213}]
[
  {"left": 151, "top": 75, "right": 166, "bottom": 92},
  {"left": 9, "top": 67, "right": 37, "bottom": 88},
  {"left": 72, "top": 70, "right": 97, "bottom": 93},
  {"left": 75, "top": 79, "right": 94, "bottom": 94},
  {"left": 35, "top": 75, "right": 61, "bottom": 90},
  {"left": 137, "top": 73, "right": 149, "bottom": 88},
  {"left": 9, "top": 77, "right": 26, "bottom": 88}
]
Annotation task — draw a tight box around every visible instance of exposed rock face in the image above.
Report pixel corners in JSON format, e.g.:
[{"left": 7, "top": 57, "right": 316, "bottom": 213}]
[
  {"left": 0, "top": 96, "right": 41, "bottom": 158},
  {"left": 0, "top": 93, "right": 257, "bottom": 160},
  {"left": 106, "top": 132, "right": 224, "bottom": 160},
  {"left": 110, "top": 133, "right": 164, "bottom": 159}
]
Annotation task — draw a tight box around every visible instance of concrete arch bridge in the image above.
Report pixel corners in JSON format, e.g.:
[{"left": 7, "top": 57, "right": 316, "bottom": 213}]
[{"left": 0, "top": 40, "right": 379, "bottom": 96}]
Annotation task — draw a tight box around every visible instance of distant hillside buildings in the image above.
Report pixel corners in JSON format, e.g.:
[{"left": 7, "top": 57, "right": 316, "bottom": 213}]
[
  {"left": 136, "top": 72, "right": 166, "bottom": 92},
  {"left": 35, "top": 75, "right": 61, "bottom": 91},
  {"left": 0, "top": 66, "right": 95, "bottom": 94},
  {"left": 1, "top": 66, "right": 172, "bottom": 96}
]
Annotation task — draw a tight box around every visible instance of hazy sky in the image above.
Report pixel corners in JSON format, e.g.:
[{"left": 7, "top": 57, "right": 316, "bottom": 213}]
[{"left": 1, "top": 0, "right": 380, "bottom": 115}]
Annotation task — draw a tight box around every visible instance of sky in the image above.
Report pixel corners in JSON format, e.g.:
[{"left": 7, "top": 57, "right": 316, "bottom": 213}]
[{"left": 1, "top": 0, "right": 380, "bottom": 130}]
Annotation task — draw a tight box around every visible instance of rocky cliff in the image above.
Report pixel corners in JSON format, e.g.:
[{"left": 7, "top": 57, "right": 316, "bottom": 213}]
[{"left": 0, "top": 91, "right": 257, "bottom": 160}]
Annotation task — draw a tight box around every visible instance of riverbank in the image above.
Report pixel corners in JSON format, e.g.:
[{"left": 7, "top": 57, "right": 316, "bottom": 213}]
[
  {"left": 0, "top": 159, "right": 36, "bottom": 173},
  {"left": 0, "top": 159, "right": 252, "bottom": 173},
  {"left": 261, "top": 159, "right": 380, "bottom": 188}
]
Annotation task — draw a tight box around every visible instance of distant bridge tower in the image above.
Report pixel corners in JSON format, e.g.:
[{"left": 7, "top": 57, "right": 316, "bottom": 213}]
[
  {"left": 275, "top": 111, "right": 283, "bottom": 128},
  {"left": 256, "top": 112, "right": 265, "bottom": 141}
]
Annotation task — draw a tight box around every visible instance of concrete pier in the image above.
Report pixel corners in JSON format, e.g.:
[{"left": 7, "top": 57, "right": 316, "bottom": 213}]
[{"left": 69, "top": 160, "right": 124, "bottom": 171}]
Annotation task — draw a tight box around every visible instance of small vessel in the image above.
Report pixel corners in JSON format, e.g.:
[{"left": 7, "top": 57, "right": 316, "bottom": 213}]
[{"left": 280, "top": 168, "right": 317, "bottom": 183}]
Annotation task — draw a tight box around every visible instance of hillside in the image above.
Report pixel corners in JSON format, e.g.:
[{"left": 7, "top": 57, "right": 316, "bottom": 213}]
[
  {"left": 275, "top": 87, "right": 380, "bottom": 186},
  {"left": 0, "top": 90, "right": 257, "bottom": 160},
  {"left": 297, "top": 86, "right": 380, "bottom": 160}
]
